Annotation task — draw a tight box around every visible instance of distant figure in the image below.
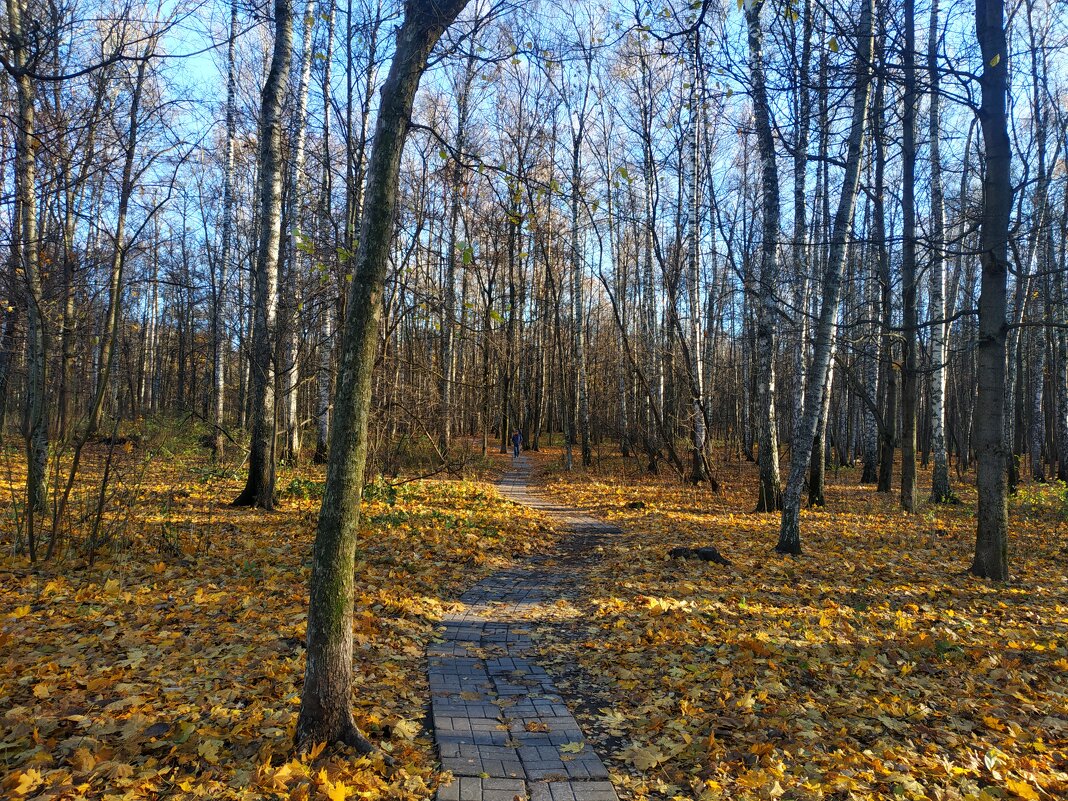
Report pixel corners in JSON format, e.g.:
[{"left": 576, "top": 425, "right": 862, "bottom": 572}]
[{"left": 511, "top": 430, "right": 522, "bottom": 459}]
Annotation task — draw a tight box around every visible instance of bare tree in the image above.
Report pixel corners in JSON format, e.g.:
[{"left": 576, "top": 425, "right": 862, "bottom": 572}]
[
  {"left": 745, "top": 0, "right": 782, "bottom": 511},
  {"left": 777, "top": 0, "right": 874, "bottom": 554},
  {"left": 234, "top": 0, "right": 294, "bottom": 508}
]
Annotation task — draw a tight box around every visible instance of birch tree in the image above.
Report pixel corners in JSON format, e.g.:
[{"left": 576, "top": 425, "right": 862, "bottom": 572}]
[
  {"left": 777, "top": 0, "right": 874, "bottom": 554},
  {"left": 745, "top": 0, "right": 782, "bottom": 511},
  {"left": 234, "top": 0, "right": 294, "bottom": 508}
]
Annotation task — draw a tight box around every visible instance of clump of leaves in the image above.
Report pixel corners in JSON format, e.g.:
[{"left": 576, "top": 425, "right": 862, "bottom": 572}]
[
  {"left": 282, "top": 475, "right": 326, "bottom": 500},
  {"left": 1013, "top": 480, "right": 1068, "bottom": 521},
  {"left": 362, "top": 476, "right": 399, "bottom": 505}
]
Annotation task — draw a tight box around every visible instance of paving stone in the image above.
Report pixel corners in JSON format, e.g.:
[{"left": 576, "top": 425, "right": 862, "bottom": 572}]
[
  {"left": 458, "top": 776, "right": 485, "bottom": 800},
  {"left": 572, "top": 783, "right": 618, "bottom": 801}
]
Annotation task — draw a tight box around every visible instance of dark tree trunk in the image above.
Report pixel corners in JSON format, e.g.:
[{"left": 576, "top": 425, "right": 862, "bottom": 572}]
[{"left": 971, "top": 0, "right": 1011, "bottom": 580}]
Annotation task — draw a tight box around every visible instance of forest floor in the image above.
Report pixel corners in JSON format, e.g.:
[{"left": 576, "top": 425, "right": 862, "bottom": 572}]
[
  {"left": 526, "top": 450, "right": 1068, "bottom": 801},
  {"left": 0, "top": 433, "right": 1066, "bottom": 801}
]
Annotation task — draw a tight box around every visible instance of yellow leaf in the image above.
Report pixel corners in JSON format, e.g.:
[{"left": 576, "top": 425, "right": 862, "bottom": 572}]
[
  {"left": 989, "top": 53, "right": 1001, "bottom": 67},
  {"left": 325, "top": 780, "right": 350, "bottom": 801},
  {"left": 560, "top": 741, "right": 585, "bottom": 753},
  {"left": 829, "top": 37, "right": 839, "bottom": 52},
  {"left": 12, "top": 769, "right": 43, "bottom": 795},
  {"left": 32, "top": 682, "right": 51, "bottom": 699},
  {"left": 198, "top": 738, "right": 223, "bottom": 763},
  {"left": 1005, "top": 779, "right": 1039, "bottom": 801},
  {"left": 103, "top": 578, "right": 121, "bottom": 596},
  {"left": 392, "top": 718, "right": 420, "bottom": 740},
  {"left": 11, "top": 605, "right": 30, "bottom": 619},
  {"left": 620, "top": 743, "right": 668, "bottom": 771}
]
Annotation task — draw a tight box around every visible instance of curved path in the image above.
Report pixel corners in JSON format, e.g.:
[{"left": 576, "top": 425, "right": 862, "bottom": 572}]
[{"left": 431, "top": 456, "right": 620, "bottom": 801}]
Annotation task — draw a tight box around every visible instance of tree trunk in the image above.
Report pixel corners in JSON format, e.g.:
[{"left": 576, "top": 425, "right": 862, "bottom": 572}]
[
  {"left": 314, "top": 0, "right": 336, "bottom": 465},
  {"left": 440, "top": 50, "right": 475, "bottom": 457},
  {"left": 8, "top": 0, "right": 49, "bottom": 561},
  {"left": 214, "top": 2, "right": 239, "bottom": 459},
  {"left": 747, "top": 0, "right": 782, "bottom": 511},
  {"left": 872, "top": 34, "right": 897, "bottom": 495},
  {"left": 790, "top": 0, "right": 813, "bottom": 454},
  {"left": 685, "top": 33, "right": 707, "bottom": 484},
  {"left": 777, "top": 0, "right": 874, "bottom": 554},
  {"left": 927, "top": 0, "right": 952, "bottom": 502},
  {"left": 808, "top": 352, "right": 835, "bottom": 507},
  {"left": 971, "top": 0, "right": 1011, "bottom": 581},
  {"left": 234, "top": 0, "right": 293, "bottom": 508},
  {"left": 296, "top": 0, "right": 469, "bottom": 749},
  {"left": 899, "top": 0, "right": 919, "bottom": 512}
]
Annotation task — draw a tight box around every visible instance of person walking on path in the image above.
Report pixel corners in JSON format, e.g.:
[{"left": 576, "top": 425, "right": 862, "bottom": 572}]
[{"left": 511, "top": 430, "right": 522, "bottom": 459}]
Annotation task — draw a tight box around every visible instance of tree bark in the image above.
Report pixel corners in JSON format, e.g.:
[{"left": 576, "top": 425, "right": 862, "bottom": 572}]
[
  {"left": 234, "top": 0, "right": 293, "bottom": 508},
  {"left": 296, "top": 0, "right": 470, "bottom": 749},
  {"left": 214, "top": 2, "right": 239, "bottom": 459},
  {"left": 282, "top": 0, "right": 319, "bottom": 463},
  {"left": 971, "top": 0, "right": 1011, "bottom": 581},
  {"left": 314, "top": 0, "right": 336, "bottom": 465},
  {"left": 872, "top": 30, "right": 897, "bottom": 495},
  {"left": 928, "top": 0, "right": 952, "bottom": 502},
  {"left": 777, "top": 0, "right": 874, "bottom": 554},
  {"left": 746, "top": 0, "right": 783, "bottom": 511},
  {"left": 7, "top": 0, "right": 49, "bottom": 561},
  {"left": 899, "top": 0, "right": 919, "bottom": 512}
]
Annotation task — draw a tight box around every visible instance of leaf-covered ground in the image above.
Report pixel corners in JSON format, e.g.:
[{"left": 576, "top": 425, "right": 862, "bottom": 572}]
[
  {"left": 4, "top": 440, "right": 1067, "bottom": 801},
  {"left": 0, "top": 444, "right": 554, "bottom": 800},
  {"left": 530, "top": 454, "right": 1068, "bottom": 801}
]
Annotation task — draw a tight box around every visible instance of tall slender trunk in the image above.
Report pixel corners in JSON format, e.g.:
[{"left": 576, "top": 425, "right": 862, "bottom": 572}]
[
  {"left": 928, "top": 0, "right": 952, "bottom": 502},
  {"left": 971, "top": 0, "right": 1011, "bottom": 580},
  {"left": 568, "top": 58, "right": 592, "bottom": 469},
  {"left": 281, "top": 0, "right": 318, "bottom": 462},
  {"left": 440, "top": 49, "right": 475, "bottom": 456},
  {"left": 747, "top": 0, "right": 782, "bottom": 511},
  {"left": 686, "top": 31, "right": 706, "bottom": 483},
  {"left": 872, "top": 29, "right": 896, "bottom": 494},
  {"left": 777, "top": 0, "right": 874, "bottom": 554},
  {"left": 1024, "top": 0, "right": 1051, "bottom": 484},
  {"left": 215, "top": 2, "right": 239, "bottom": 458},
  {"left": 7, "top": 0, "right": 49, "bottom": 561},
  {"left": 314, "top": 0, "right": 336, "bottom": 464},
  {"left": 791, "top": 0, "right": 813, "bottom": 452},
  {"left": 899, "top": 0, "right": 919, "bottom": 512},
  {"left": 861, "top": 194, "right": 880, "bottom": 484},
  {"left": 234, "top": 0, "right": 294, "bottom": 509},
  {"left": 1056, "top": 160, "right": 1068, "bottom": 482}
]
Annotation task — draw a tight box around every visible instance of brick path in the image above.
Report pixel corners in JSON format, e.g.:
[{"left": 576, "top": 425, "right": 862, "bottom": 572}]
[{"left": 431, "top": 456, "right": 620, "bottom": 801}]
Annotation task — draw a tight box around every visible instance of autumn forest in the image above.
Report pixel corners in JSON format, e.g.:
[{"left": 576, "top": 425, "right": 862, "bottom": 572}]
[{"left": 1, "top": 0, "right": 1067, "bottom": 798}]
